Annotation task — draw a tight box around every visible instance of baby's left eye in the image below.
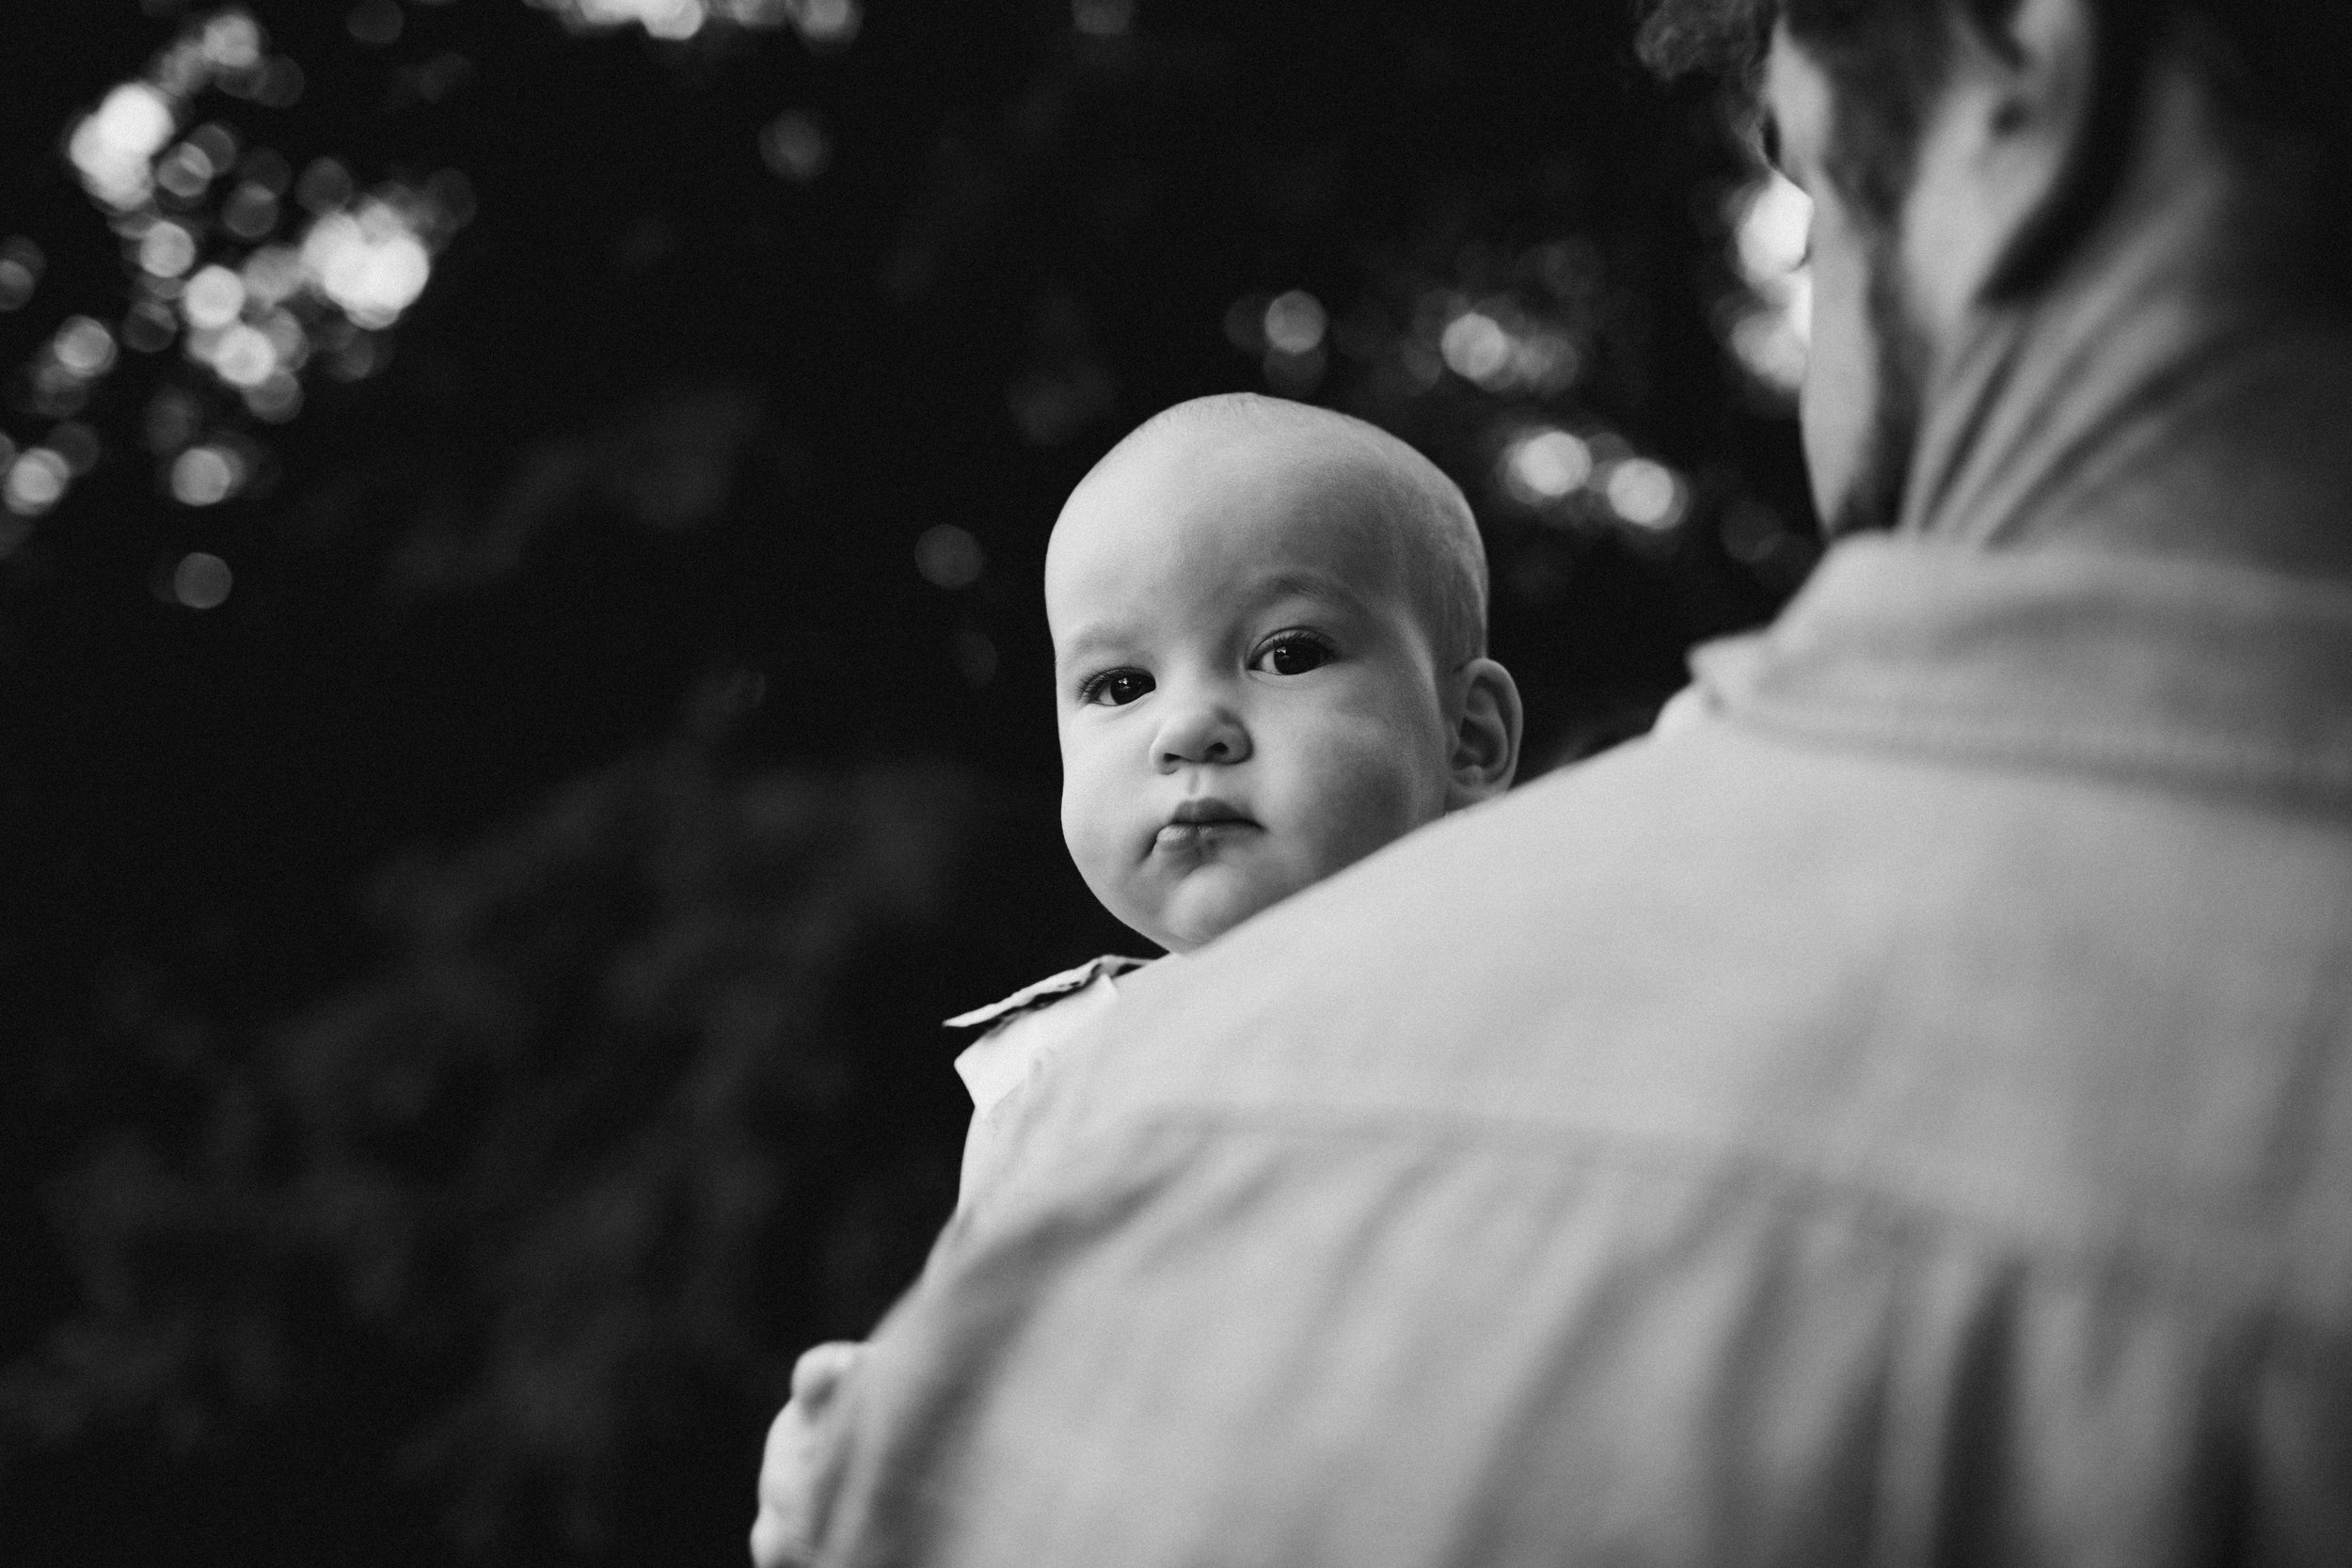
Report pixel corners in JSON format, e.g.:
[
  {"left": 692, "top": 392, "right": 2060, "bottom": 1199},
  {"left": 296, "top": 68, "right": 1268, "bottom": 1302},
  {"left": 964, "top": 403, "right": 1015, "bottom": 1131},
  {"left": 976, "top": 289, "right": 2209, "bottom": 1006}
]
[{"left": 1252, "top": 635, "right": 1333, "bottom": 677}]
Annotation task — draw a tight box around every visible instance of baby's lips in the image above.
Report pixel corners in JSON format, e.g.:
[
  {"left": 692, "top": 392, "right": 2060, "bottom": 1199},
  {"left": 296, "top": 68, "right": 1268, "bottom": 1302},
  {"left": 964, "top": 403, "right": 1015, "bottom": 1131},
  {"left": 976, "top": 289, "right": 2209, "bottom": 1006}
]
[
  {"left": 1152, "top": 816, "right": 1260, "bottom": 853},
  {"left": 1166, "top": 796, "right": 1252, "bottom": 828}
]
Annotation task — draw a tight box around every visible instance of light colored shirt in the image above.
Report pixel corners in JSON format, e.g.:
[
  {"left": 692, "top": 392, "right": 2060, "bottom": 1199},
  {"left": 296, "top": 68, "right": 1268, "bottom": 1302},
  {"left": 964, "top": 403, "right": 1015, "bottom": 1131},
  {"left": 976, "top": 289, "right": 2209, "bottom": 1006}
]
[
  {"left": 812, "top": 535, "right": 2352, "bottom": 1567},
  {"left": 946, "top": 955, "right": 1149, "bottom": 1208},
  {"left": 756, "top": 956, "right": 1154, "bottom": 1568}
]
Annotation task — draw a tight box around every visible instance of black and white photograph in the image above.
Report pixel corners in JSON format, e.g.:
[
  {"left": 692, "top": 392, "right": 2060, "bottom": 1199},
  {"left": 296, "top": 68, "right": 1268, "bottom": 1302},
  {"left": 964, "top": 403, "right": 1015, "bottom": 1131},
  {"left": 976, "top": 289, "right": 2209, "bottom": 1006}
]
[{"left": 3, "top": 2, "right": 2346, "bottom": 1564}]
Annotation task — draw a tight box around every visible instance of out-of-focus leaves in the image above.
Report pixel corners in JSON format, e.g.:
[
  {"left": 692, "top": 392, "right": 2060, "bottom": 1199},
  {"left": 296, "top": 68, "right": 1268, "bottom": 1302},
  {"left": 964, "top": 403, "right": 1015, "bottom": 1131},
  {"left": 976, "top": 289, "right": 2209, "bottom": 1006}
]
[
  {"left": 2, "top": 752, "right": 1097, "bottom": 1558},
  {"left": 383, "top": 383, "right": 773, "bottom": 600}
]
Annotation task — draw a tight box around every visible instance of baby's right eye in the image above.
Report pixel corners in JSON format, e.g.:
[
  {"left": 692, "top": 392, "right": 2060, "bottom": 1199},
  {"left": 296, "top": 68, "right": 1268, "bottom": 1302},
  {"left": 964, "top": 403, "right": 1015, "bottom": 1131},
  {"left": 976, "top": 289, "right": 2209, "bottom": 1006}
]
[{"left": 1081, "top": 669, "right": 1154, "bottom": 706}]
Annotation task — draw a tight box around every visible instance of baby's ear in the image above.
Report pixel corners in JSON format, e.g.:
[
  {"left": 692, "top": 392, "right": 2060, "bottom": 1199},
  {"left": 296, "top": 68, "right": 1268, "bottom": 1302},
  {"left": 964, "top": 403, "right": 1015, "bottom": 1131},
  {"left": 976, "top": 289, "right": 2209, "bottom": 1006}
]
[{"left": 1446, "top": 657, "right": 1522, "bottom": 809}]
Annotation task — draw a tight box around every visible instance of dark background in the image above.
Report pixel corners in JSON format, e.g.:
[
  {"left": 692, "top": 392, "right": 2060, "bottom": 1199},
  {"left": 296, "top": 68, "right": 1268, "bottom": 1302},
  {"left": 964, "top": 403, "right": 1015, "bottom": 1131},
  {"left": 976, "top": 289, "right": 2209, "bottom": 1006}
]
[{"left": 0, "top": 2, "right": 1810, "bottom": 1562}]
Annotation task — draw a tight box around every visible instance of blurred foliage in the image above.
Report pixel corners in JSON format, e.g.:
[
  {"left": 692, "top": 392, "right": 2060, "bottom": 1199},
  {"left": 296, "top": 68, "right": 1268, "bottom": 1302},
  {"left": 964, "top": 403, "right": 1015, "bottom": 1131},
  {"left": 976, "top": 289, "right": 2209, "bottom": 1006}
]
[
  {"left": 12, "top": 5, "right": 470, "bottom": 531},
  {"left": 0, "top": 0, "right": 1812, "bottom": 1562},
  {"left": 5, "top": 741, "right": 1116, "bottom": 1561}
]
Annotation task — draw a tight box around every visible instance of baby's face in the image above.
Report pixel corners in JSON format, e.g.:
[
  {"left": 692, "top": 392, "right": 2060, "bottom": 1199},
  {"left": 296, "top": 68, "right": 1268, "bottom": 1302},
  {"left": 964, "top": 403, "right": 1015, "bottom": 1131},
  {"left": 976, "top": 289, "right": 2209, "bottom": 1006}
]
[{"left": 1047, "top": 434, "right": 1457, "bottom": 953}]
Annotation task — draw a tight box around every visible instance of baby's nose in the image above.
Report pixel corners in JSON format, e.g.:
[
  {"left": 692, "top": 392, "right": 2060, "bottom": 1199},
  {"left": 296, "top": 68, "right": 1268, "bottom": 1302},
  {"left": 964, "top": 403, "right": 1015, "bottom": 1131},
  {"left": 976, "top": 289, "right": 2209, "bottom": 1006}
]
[{"left": 1153, "top": 699, "right": 1250, "bottom": 768}]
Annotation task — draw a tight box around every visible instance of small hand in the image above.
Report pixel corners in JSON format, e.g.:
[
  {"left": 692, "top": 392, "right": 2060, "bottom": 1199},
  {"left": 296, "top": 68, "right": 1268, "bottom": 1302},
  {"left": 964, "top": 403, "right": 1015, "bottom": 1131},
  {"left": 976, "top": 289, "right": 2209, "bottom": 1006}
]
[{"left": 750, "top": 1340, "right": 866, "bottom": 1568}]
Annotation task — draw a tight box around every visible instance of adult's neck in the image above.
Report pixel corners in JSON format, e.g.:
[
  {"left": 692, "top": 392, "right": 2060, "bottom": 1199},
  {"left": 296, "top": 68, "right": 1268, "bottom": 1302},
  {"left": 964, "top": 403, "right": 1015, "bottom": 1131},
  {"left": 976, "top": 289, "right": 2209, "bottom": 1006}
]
[{"left": 1894, "top": 57, "right": 2352, "bottom": 579}]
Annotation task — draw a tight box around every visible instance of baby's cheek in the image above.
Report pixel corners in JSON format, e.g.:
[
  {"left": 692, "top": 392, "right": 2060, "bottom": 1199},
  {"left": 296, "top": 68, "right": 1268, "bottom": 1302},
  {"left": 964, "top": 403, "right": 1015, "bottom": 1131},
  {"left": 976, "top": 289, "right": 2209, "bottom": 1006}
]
[
  {"left": 1061, "top": 783, "right": 1122, "bottom": 900},
  {"left": 1063, "top": 803, "right": 1169, "bottom": 942},
  {"left": 1301, "top": 742, "right": 1439, "bottom": 874},
  {"left": 1066, "top": 816, "right": 1135, "bottom": 912}
]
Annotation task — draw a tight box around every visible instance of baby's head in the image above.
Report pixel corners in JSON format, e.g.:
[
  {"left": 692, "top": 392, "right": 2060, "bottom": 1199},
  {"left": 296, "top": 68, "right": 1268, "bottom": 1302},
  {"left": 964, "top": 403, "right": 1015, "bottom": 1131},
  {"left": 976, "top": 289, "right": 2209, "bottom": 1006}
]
[{"left": 1046, "top": 393, "right": 1521, "bottom": 953}]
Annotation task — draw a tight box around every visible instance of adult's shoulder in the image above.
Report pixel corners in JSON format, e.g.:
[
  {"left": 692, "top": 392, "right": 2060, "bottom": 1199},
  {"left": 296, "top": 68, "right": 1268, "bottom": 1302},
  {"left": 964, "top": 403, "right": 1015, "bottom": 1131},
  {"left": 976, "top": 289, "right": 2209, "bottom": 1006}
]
[
  {"left": 1073, "top": 724, "right": 1756, "bottom": 1117},
  {"left": 1139, "top": 713, "right": 1764, "bottom": 980}
]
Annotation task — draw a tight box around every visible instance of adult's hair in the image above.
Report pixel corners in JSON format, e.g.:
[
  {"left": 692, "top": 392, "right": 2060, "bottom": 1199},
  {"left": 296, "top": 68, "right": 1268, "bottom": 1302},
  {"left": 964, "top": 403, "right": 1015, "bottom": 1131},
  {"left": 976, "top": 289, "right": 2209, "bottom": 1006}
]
[{"left": 1637, "top": 0, "right": 2352, "bottom": 302}]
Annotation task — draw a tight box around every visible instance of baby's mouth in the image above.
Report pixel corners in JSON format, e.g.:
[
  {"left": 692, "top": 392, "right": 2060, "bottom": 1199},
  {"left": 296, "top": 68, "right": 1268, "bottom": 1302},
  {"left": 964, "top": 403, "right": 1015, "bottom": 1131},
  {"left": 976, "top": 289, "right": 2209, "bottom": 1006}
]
[{"left": 1154, "top": 799, "right": 1258, "bottom": 850}]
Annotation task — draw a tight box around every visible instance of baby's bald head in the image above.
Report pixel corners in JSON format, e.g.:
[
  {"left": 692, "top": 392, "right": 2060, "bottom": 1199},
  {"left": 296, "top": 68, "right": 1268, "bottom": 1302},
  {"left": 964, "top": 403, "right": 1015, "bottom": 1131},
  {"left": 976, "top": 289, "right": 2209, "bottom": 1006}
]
[
  {"left": 1045, "top": 394, "right": 1518, "bottom": 951},
  {"left": 1054, "top": 394, "right": 1488, "bottom": 673}
]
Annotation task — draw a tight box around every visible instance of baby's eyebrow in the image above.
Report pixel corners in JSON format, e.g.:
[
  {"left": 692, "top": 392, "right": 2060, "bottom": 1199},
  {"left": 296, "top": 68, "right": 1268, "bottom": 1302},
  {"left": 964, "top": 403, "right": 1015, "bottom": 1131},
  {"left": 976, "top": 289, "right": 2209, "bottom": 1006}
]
[
  {"left": 1053, "top": 624, "right": 1132, "bottom": 670},
  {"left": 1249, "top": 568, "right": 1363, "bottom": 610}
]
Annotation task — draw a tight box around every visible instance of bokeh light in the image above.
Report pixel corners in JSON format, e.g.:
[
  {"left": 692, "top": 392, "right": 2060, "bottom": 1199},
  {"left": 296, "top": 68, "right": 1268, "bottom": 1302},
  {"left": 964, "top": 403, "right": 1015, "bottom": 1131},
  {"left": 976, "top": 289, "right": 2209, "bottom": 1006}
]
[
  {"left": 1262, "top": 291, "right": 1327, "bottom": 356},
  {"left": 6, "top": 449, "right": 72, "bottom": 516},
  {"left": 297, "top": 157, "right": 355, "bottom": 214},
  {"left": 30, "top": 6, "right": 465, "bottom": 515},
  {"left": 139, "top": 220, "right": 199, "bottom": 277},
  {"left": 183, "top": 263, "right": 246, "bottom": 330},
  {"left": 0, "top": 238, "right": 45, "bottom": 310},
  {"left": 1736, "top": 170, "right": 1810, "bottom": 281},
  {"left": 535, "top": 0, "right": 682, "bottom": 33},
  {"left": 224, "top": 182, "right": 280, "bottom": 239},
  {"left": 189, "top": 123, "right": 239, "bottom": 174},
  {"left": 171, "top": 550, "right": 235, "bottom": 609},
  {"left": 914, "top": 524, "right": 985, "bottom": 590},
  {"left": 759, "top": 113, "right": 833, "bottom": 183},
  {"left": 1603, "top": 456, "right": 1685, "bottom": 531},
  {"left": 529, "top": 0, "right": 863, "bottom": 42},
  {"left": 301, "top": 202, "right": 434, "bottom": 328},
  {"left": 1723, "top": 169, "right": 1813, "bottom": 396},
  {"left": 169, "top": 443, "right": 246, "bottom": 506},
  {"left": 1439, "top": 309, "right": 1511, "bottom": 387},
  {"left": 642, "top": 0, "right": 707, "bottom": 40},
  {"left": 246, "top": 372, "right": 304, "bottom": 422},
  {"left": 242, "top": 245, "right": 305, "bottom": 308},
  {"left": 156, "top": 143, "right": 215, "bottom": 200},
  {"left": 70, "top": 84, "right": 177, "bottom": 211},
  {"left": 201, "top": 11, "right": 263, "bottom": 71},
  {"left": 55, "top": 318, "right": 120, "bottom": 380},
  {"left": 1502, "top": 428, "right": 1594, "bottom": 504},
  {"left": 259, "top": 309, "right": 308, "bottom": 365},
  {"left": 795, "top": 0, "right": 862, "bottom": 47},
  {"left": 211, "top": 324, "right": 279, "bottom": 388}
]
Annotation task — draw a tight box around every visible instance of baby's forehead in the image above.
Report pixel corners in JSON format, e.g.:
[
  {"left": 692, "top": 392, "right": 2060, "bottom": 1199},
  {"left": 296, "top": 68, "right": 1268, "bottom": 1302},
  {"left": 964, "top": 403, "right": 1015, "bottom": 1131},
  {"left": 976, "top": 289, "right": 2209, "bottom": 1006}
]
[
  {"left": 1070, "top": 434, "right": 1412, "bottom": 578},
  {"left": 1057, "top": 512, "right": 1447, "bottom": 682},
  {"left": 1052, "top": 397, "right": 1482, "bottom": 669}
]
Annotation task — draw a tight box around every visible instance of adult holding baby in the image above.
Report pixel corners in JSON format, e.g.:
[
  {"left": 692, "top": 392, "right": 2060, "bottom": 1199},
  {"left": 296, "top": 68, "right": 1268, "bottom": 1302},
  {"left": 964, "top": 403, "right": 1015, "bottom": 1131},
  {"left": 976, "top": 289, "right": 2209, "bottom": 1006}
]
[
  {"left": 751, "top": 395, "right": 1523, "bottom": 1568},
  {"left": 775, "top": 0, "right": 2352, "bottom": 1562}
]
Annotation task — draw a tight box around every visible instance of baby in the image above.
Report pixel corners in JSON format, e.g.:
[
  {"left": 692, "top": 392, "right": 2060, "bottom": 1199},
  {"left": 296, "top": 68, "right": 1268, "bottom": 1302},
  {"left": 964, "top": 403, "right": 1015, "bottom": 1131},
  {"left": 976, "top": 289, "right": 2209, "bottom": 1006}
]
[{"left": 750, "top": 391, "right": 1521, "bottom": 1567}]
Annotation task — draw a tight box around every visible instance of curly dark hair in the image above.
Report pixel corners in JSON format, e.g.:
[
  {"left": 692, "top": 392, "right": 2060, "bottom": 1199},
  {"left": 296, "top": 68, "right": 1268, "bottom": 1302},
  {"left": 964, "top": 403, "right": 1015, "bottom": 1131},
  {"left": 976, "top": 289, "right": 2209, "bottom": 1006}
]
[{"left": 1637, "top": 0, "right": 2352, "bottom": 295}]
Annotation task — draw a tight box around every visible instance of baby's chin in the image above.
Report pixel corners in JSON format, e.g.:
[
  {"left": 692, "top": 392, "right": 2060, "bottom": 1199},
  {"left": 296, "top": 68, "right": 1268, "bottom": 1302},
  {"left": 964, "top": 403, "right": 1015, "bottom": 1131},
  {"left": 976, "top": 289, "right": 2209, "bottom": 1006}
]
[{"left": 1134, "top": 863, "right": 1308, "bottom": 954}]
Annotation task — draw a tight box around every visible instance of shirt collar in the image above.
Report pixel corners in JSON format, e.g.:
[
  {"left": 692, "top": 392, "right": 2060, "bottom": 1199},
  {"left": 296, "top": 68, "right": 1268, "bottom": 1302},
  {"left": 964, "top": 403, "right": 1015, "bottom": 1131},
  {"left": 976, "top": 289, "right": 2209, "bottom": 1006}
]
[{"left": 1691, "top": 535, "right": 2352, "bottom": 800}]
